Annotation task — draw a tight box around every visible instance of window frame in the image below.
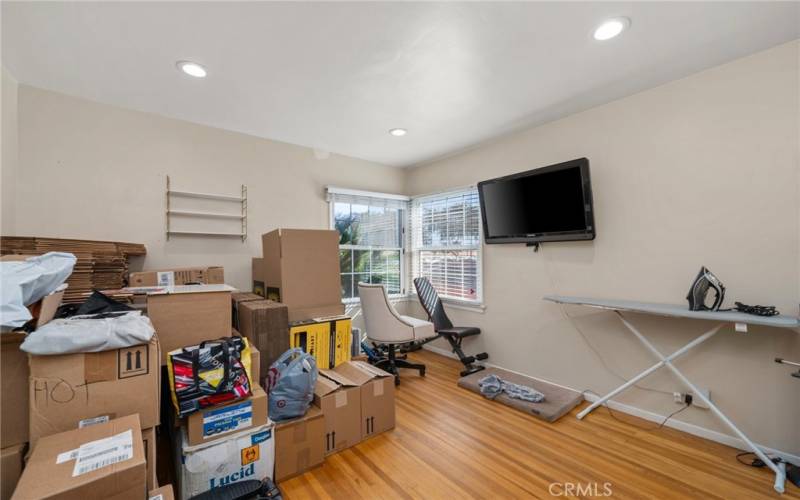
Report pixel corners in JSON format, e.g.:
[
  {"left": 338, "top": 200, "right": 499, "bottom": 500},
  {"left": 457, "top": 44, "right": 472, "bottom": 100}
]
[
  {"left": 410, "top": 188, "right": 484, "bottom": 307},
  {"left": 328, "top": 189, "right": 408, "bottom": 304}
]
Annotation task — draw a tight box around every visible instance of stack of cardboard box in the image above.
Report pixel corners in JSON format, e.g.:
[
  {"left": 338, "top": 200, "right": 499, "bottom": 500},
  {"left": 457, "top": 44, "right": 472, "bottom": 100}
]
[
  {"left": 273, "top": 360, "right": 396, "bottom": 481},
  {"left": 3, "top": 282, "right": 160, "bottom": 498},
  {"left": 4, "top": 227, "right": 399, "bottom": 498},
  {"left": 0, "top": 237, "right": 147, "bottom": 304},
  {"left": 253, "top": 229, "right": 352, "bottom": 371},
  {"left": 129, "top": 277, "right": 277, "bottom": 499},
  {"left": 1, "top": 285, "right": 65, "bottom": 499}
]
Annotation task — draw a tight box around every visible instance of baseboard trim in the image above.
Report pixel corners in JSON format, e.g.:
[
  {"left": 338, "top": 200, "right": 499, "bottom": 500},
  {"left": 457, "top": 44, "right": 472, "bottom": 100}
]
[{"left": 421, "top": 344, "right": 800, "bottom": 466}]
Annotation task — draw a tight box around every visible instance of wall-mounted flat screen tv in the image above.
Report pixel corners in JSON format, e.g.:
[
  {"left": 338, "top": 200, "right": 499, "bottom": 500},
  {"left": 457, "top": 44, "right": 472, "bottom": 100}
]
[{"left": 477, "top": 158, "right": 595, "bottom": 244}]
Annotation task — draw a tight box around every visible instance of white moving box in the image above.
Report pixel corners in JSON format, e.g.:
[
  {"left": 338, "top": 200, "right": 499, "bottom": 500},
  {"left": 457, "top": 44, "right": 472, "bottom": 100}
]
[{"left": 175, "top": 423, "right": 275, "bottom": 500}]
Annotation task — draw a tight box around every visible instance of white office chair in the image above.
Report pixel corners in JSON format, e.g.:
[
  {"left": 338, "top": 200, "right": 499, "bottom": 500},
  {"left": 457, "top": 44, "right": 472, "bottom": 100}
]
[{"left": 358, "top": 282, "right": 435, "bottom": 383}]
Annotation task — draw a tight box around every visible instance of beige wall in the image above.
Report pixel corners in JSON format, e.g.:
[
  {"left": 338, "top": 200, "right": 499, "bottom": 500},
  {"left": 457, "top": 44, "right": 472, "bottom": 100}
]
[
  {"left": 6, "top": 85, "right": 406, "bottom": 293},
  {"left": 1, "top": 67, "right": 18, "bottom": 234},
  {"left": 406, "top": 41, "right": 800, "bottom": 453},
  {"left": 4, "top": 41, "right": 798, "bottom": 454}
]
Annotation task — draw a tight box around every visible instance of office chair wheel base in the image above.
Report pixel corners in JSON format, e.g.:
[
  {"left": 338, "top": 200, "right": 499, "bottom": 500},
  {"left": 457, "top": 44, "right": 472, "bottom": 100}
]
[
  {"left": 394, "top": 375, "right": 400, "bottom": 386},
  {"left": 475, "top": 352, "right": 488, "bottom": 361},
  {"left": 460, "top": 365, "right": 486, "bottom": 378}
]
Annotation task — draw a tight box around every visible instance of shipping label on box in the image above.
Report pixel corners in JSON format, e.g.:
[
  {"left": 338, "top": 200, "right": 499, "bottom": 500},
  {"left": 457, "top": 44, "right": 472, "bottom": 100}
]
[
  {"left": 13, "top": 415, "right": 146, "bottom": 500},
  {"left": 186, "top": 387, "right": 267, "bottom": 446},
  {"left": 130, "top": 267, "right": 225, "bottom": 287},
  {"left": 203, "top": 401, "right": 252, "bottom": 437},
  {"left": 176, "top": 424, "right": 274, "bottom": 499}
]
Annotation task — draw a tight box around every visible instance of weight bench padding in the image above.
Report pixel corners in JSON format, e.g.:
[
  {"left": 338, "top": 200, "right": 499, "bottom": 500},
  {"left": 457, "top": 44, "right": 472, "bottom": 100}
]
[
  {"left": 458, "top": 367, "right": 584, "bottom": 423},
  {"left": 438, "top": 326, "right": 481, "bottom": 338}
]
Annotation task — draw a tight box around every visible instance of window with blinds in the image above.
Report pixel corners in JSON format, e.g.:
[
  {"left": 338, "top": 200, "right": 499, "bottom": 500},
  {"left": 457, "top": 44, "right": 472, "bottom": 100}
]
[
  {"left": 411, "top": 189, "right": 482, "bottom": 303},
  {"left": 328, "top": 188, "right": 407, "bottom": 301}
]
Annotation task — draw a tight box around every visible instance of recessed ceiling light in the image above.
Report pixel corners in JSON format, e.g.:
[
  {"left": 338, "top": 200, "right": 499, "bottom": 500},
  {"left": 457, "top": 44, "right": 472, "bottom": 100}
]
[
  {"left": 593, "top": 17, "right": 630, "bottom": 41},
  {"left": 176, "top": 61, "right": 207, "bottom": 78},
  {"left": 389, "top": 128, "right": 407, "bottom": 137}
]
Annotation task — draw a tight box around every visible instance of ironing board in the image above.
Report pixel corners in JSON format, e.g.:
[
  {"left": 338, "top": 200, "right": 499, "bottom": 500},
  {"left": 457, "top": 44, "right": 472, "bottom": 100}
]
[{"left": 543, "top": 295, "right": 800, "bottom": 494}]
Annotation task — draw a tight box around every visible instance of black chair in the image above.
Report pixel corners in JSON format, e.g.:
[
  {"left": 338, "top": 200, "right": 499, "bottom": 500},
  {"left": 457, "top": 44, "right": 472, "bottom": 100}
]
[{"left": 413, "top": 277, "right": 488, "bottom": 377}]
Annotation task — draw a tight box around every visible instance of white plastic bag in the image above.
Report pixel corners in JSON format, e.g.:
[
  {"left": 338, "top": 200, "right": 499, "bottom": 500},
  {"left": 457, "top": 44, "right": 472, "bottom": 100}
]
[
  {"left": 0, "top": 252, "right": 76, "bottom": 330},
  {"left": 20, "top": 311, "right": 155, "bottom": 355}
]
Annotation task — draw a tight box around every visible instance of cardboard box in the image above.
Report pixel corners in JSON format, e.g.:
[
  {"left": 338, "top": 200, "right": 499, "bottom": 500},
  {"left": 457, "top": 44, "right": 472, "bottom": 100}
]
[
  {"left": 252, "top": 258, "right": 266, "bottom": 297},
  {"left": 1, "top": 444, "right": 25, "bottom": 500},
  {"left": 231, "top": 293, "right": 265, "bottom": 330},
  {"left": 186, "top": 387, "right": 268, "bottom": 446},
  {"left": 175, "top": 424, "right": 274, "bottom": 500},
  {"left": 29, "top": 336, "right": 160, "bottom": 446},
  {"left": 237, "top": 301, "right": 289, "bottom": 379},
  {"left": 145, "top": 285, "right": 234, "bottom": 364},
  {"left": 328, "top": 361, "right": 395, "bottom": 439},
  {"left": 289, "top": 316, "right": 352, "bottom": 370},
  {"left": 2, "top": 334, "right": 28, "bottom": 447},
  {"left": 261, "top": 229, "right": 345, "bottom": 322},
  {"left": 13, "top": 414, "right": 146, "bottom": 500},
  {"left": 149, "top": 485, "right": 175, "bottom": 500},
  {"left": 142, "top": 427, "right": 157, "bottom": 491},
  {"left": 314, "top": 371, "right": 361, "bottom": 455},
  {"left": 273, "top": 407, "right": 325, "bottom": 482},
  {"left": 130, "top": 267, "right": 224, "bottom": 287}
]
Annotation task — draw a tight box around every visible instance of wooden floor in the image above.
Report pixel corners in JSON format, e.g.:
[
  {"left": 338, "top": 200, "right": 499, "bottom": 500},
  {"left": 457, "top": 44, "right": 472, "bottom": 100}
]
[{"left": 281, "top": 350, "right": 797, "bottom": 499}]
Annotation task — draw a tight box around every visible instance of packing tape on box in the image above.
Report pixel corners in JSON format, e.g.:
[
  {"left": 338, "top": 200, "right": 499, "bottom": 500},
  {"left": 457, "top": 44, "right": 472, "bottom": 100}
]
[
  {"left": 293, "top": 422, "right": 306, "bottom": 443},
  {"left": 374, "top": 381, "right": 383, "bottom": 397},
  {"left": 296, "top": 449, "right": 309, "bottom": 470},
  {"left": 84, "top": 351, "right": 117, "bottom": 383},
  {"left": 335, "top": 392, "right": 347, "bottom": 408}
]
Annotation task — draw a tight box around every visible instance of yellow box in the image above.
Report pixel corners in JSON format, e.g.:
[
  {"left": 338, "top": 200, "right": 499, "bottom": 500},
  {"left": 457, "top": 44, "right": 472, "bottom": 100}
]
[
  {"left": 289, "top": 316, "right": 351, "bottom": 370},
  {"left": 290, "top": 321, "right": 329, "bottom": 369},
  {"left": 329, "top": 317, "right": 352, "bottom": 369}
]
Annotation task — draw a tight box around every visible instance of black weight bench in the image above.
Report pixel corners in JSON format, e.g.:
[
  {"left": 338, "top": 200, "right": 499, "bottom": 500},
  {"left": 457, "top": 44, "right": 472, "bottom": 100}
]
[{"left": 413, "top": 277, "right": 488, "bottom": 377}]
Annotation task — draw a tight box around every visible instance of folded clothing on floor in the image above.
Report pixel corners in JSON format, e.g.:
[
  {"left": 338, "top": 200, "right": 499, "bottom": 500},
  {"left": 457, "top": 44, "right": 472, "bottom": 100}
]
[{"left": 478, "top": 374, "right": 545, "bottom": 403}]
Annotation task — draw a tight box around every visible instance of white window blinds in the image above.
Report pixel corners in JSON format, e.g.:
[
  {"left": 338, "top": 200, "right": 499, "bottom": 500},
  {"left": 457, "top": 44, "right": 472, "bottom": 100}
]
[
  {"left": 411, "top": 188, "right": 482, "bottom": 303},
  {"left": 327, "top": 188, "right": 408, "bottom": 300}
]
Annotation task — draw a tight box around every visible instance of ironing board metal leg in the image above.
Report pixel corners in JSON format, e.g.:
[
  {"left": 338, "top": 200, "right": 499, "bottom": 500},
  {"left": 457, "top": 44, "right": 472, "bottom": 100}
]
[
  {"left": 612, "top": 313, "right": 786, "bottom": 494},
  {"left": 577, "top": 318, "right": 722, "bottom": 420}
]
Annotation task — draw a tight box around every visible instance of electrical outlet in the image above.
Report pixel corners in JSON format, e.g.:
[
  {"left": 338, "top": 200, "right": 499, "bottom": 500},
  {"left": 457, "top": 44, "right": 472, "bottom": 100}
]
[{"left": 674, "top": 388, "right": 711, "bottom": 409}]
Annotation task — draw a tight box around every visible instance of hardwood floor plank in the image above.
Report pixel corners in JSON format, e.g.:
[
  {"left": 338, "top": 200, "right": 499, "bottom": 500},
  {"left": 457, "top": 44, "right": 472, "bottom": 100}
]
[{"left": 280, "top": 351, "right": 797, "bottom": 499}]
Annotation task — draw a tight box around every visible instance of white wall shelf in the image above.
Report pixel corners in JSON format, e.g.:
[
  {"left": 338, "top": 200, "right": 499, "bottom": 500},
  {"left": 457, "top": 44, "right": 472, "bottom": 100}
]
[
  {"left": 167, "top": 209, "right": 245, "bottom": 220},
  {"left": 166, "top": 176, "right": 247, "bottom": 241}
]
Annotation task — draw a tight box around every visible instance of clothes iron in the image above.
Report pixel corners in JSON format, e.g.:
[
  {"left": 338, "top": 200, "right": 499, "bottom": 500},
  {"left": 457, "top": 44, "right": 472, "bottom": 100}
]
[{"left": 686, "top": 266, "right": 726, "bottom": 311}]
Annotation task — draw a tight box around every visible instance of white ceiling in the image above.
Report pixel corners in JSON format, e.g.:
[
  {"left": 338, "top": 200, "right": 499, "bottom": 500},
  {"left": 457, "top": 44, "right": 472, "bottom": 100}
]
[{"left": 3, "top": 2, "right": 798, "bottom": 167}]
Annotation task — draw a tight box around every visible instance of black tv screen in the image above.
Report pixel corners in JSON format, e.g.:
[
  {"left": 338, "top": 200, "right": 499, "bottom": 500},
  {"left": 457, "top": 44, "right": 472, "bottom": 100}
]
[{"left": 477, "top": 158, "right": 595, "bottom": 244}]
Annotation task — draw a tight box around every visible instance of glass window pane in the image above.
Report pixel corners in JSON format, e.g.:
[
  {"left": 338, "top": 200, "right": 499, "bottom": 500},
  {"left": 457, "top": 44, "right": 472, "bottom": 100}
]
[
  {"left": 341, "top": 274, "right": 353, "bottom": 299},
  {"left": 353, "top": 250, "right": 370, "bottom": 273},
  {"left": 339, "top": 249, "right": 352, "bottom": 273}
]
